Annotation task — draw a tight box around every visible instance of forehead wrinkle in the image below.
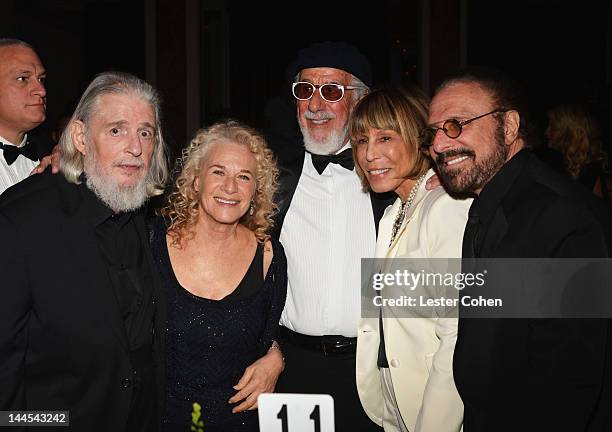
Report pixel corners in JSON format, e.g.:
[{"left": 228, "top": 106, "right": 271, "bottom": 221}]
[{"left": 139, "top": 122, "right": 155, "bottom": 130}]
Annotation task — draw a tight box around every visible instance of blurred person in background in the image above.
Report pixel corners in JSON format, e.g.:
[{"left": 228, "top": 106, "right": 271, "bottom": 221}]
[{"left": 546, "top": 104, "right": 609, "bottom": 201}]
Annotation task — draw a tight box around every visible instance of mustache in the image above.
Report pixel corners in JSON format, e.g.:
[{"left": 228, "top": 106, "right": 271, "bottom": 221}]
[
  {"left": 304, "top": 110, "right": 336, "bottom": 121},
  {"left": 435, "top": 148, "right": 475, "bottom": 166},
  {"left": 113, "top": 158, "right": 144, "bottom": 168}
]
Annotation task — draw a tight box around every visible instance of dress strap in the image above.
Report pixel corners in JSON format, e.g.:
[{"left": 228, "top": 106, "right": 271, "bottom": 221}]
[{"left": 224, "top": 242, "right": 264, "bottom": 300}]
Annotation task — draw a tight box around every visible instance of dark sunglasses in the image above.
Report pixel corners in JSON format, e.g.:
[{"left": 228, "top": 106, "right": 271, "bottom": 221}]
[
  {"left": 419, "top": 109, "right": 507, "bottom": 149},
  {"left": 292, "top": 81, "right": 362, "bottom": 103}
]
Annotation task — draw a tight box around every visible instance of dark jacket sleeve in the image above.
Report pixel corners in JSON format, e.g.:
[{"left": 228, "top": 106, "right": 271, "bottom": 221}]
[
  {"left": 522, "top": 197, "right": 610, "bottom": 430},
  {"left": 0, "top": 211, "right": 30, "bottom": 409}
]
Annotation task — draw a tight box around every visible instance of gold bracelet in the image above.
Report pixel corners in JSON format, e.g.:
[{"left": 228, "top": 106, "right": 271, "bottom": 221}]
[{"left": 268, "top": 340, "right": 285, "bottom": 361}]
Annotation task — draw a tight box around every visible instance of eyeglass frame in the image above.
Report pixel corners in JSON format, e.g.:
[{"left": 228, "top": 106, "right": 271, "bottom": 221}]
[
  {"left": 419, "top": 109, "right": 508, "bottom": 149},
  {"left": 291, "top": 81, "right": 363, "bottom": 103}
]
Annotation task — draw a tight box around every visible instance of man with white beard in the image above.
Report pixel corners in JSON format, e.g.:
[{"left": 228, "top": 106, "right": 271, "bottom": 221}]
[
  {"left": 269, "top": 41, "right": 390, "bottom": 431},
  {"left": 0, "top": 72, "right": 169, "bottom": 431}
]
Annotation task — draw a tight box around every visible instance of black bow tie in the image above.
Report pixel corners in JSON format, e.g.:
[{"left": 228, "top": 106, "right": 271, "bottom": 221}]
[
  {"left": 310, "top": 148, "right": 355, "bottom": 175},
  {"left": 0, "top": 140, "right": 38, "bottom": 165}
]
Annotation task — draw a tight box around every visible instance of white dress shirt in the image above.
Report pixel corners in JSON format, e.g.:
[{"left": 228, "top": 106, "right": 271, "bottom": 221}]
[
  {"left": 280, "top": 144, "right": 376, "bottom": 337},
  {"left": 0, "top": 134, "right": 38, "bottom": 196}
]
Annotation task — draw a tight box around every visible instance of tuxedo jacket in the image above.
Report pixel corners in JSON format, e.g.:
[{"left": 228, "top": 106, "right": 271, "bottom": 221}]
[
  {"left": 28, "top": 128, "right": 55, "bottom": 160},
  {"left": 454, "top": 151, "right": 612, "bottom": 431},
  {"left": 271, "top": 148, "right": 393, "bottom": 240},
  {"left": 357, "top": 175, "right": 471, "bottom": 431},
  {"left": 0, "top": 171, "right": 166, "bottom": 431}
]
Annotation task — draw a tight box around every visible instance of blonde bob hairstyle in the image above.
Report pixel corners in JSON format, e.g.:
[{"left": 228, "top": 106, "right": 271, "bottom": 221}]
[
  {"left": 58, "top": 71, "right": 169, "bottom": 197},
  {"left": 161, "top": 120, "right": 279, "bottom": 245},
  {"left": 348, "top": 86, "right": 431, "bottom": 191}
]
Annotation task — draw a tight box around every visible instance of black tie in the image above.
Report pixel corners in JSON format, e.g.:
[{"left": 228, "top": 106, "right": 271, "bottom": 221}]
[
  {"left": 310, "top": 148, "right": 355, "bottom": 175},
  {"left": 0, "top": 140, "right": 38, "bottom": 165}
]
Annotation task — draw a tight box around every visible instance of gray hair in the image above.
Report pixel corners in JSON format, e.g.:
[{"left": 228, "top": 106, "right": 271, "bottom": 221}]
[
  {"left": 348, "top": 75, "right": 369, "bottom": 102},
  {"left": 59, "top": 71, "right": 169, "bottom": 197},
  {"left": 0, "top": 38, "right": 33, "bottom": 50}
]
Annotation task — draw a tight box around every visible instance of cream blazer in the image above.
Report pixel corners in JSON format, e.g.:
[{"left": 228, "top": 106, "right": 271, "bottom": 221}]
[{"left": 356, "top": 172, "right": 471, "bottom": 431}]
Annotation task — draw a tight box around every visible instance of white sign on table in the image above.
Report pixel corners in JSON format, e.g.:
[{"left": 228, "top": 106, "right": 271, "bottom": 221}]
[{"left": 258, "top": 393, "right": 334, "bottom": 432}]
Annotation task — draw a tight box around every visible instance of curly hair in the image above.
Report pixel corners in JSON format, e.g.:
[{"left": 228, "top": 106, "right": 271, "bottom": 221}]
[
  {"left": 547, "top": 105, "right": 608, "bottom": 178},
  {"left": 161, "top": 120, "right": 279, "bottom": 245}
]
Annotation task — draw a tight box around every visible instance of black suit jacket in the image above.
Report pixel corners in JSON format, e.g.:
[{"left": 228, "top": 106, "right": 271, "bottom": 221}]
[
  {"left": 454, "top": 150, "right": 612, "bottom": 431},
  {"left": 271, "top": 148, "right": 394, "bottom": 240},
  {"left": 28, "top": 128, "right": 55, "bottom": 161},
  {"left": 0, "top": 171, "right": 166, "bottom": 431}
]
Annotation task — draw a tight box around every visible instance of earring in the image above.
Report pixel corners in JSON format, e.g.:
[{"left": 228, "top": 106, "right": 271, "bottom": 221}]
[{"left": 249, "top": 202, "right": 254, "bottom": 216}]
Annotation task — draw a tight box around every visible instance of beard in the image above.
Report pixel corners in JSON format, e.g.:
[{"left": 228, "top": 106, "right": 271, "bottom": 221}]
[
  {"left": 435, "top": 124, "right": 508, "bottom": 196},
  {"left": 84, "top": 145, "right": 152, "bottom": 213},
  {"left": 298, "top": 110, "right": 347, "bottom": 155}
]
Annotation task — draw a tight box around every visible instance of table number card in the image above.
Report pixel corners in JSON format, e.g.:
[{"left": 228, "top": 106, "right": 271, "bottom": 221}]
[{"left": 258, "top": 393, "right": 334, "bottom": 432}]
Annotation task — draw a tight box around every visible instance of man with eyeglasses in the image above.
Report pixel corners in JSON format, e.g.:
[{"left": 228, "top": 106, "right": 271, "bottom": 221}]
[
  {"left": 268, "top": 41, "right": 389, "bottom": 431},
  {"left": 424, "top": 67, "right": 612, "bottom": 431}
]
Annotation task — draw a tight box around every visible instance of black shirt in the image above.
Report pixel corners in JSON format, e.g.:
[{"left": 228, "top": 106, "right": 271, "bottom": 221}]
[{"left": 80, "top": 180, "right": 158, "bottom": 430}]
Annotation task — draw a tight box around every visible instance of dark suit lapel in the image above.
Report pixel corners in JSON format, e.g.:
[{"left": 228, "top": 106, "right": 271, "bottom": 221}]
[
  {"left": 479, "top": 208, "right": 509, "bottom": 257},
  {"left": 27, "top": 129, "right": 55, "bottom": 160},
  {"left": 472, "top": 150, "right": 532, "bottom": 257},
  {"left": 135, "top": 213, "right": 166, "bottom": 424},
  {"left": 272, "top": 151, "right": 305, "bottom": 240},
  {"left": 134, "top": 213, "right": 165, "bottom": 346}
]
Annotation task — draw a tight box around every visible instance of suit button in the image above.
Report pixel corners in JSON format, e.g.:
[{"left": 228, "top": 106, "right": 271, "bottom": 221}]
[
  {"left": 121, "top": 378, "right": 132, "bottom": 388},
  {"left": 390, "top": 359, "right": 400, "bottom": 368}
]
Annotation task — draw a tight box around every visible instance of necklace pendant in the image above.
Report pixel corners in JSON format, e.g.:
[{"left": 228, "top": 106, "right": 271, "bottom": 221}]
[{"left": 388, "top": 173, "right": 427, "bottom": 247}]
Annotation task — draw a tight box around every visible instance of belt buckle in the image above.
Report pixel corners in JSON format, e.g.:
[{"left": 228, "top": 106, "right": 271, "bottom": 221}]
[{"left": 333, "top": 340, "right": 350, "bottom": 353}]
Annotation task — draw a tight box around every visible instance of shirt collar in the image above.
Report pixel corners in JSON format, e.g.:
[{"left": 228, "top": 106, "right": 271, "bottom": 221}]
[
  {"left": 337, "top": 141, "right": 352, "bottom": 154},
  {"left": 470, "top": 148, "right": 531, "bottom": 223},
  {"left": 0, "top": 133, "right": 28, "bottom": 148},
  {"left": 78, "top": 173, "right": 133, "bottom": 227}
]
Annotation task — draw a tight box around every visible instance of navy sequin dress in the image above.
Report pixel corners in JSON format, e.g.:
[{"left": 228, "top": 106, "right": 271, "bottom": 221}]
[{"left": 150, "top": 218, "right": 287, "bottom": 432}]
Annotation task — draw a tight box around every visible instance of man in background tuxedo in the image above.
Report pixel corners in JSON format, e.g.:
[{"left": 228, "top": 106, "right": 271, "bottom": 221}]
[
  {"left": 0, "top": 38, "right": 52, "bottom": 195},
  {"left": 0, "top": 71, "right": 169, "bottom": 431},
  {"left": 425, "top": 67, "right": 612, "bottom": 431},
  {"left": 267, "top": 41, "right": 389, "bottom": 431}
]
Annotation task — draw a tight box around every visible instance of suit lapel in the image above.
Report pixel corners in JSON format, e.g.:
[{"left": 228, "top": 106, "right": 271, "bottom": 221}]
[
  {"left": 479, "top": 208, "right": 508, "bottom": 257},
  {"left": 136, "top": 213, "right": 167, "bottom": 424},
  {"left": 272, "top": 151, "right": 305, "bottom": 240}
]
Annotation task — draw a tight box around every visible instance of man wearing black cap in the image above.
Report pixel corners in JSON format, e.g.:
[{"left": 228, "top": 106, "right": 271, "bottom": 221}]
[
  {"left": 271, "top": 41, "right": 388, "bottom": 431},
  {"left": 0, "top": 39, "right": 49, "bottom": 195}
]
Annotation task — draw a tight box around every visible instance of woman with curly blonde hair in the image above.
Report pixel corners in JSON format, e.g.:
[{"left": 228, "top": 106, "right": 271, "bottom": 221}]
[
  {"left": 150, "top": 120, "right": 287, "bottom": 431},
  {"left": 546, "top": 104, "right": 608, "bottom": 193}
]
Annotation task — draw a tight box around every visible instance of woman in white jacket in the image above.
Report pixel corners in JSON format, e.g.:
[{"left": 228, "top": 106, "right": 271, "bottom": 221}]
[{"left": 350, "top": 86, "right": 471, "bottom": 432}]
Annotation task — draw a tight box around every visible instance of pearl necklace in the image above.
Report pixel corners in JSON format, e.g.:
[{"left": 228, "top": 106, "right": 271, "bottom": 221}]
[{"left": 389, "top": 173, "right": 427, "bottom": 246}]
